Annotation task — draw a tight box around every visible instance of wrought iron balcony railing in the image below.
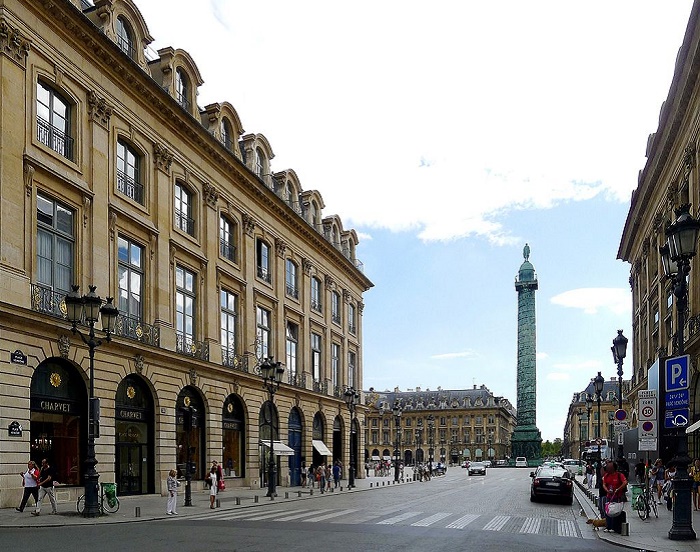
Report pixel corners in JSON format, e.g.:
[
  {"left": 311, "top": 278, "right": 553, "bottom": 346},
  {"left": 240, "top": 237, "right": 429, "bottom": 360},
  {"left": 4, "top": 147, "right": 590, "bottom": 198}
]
[
  {"left": 31, "top": 284, "right": 68, "bottom": 319},
  {"left": 222, "top": 347, "right": 249, "bottom": 372},
  {"left": 286, "top": 284, "right": 299, "bottom": 299},
  {"left": 175, "top": 209, "right": 195, "bottom": 236},
  {"left": 117, "top": 169, "right": 144, "bottom": 204},
  {"left": 257, "top": 266, "right": 271, "bottom": 283},
  {"left": 113, "top": 314, "right": 160, "bottom": 346},
  {"left": 37, "top": 117, "right": 74, "bottom": 161},
  {"left": 176, "top": 333, "right": 209, "bottom": 361},
  {"left": 220, "top": 239, "right": 236, "bottom": 262}
]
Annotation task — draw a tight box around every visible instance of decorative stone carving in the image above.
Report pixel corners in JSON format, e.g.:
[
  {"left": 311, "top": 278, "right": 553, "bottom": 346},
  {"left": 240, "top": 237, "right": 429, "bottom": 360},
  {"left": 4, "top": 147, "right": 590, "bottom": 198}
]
[
  {"left": 58, "top": 335, "right": 71, "bottom": 359},
  {"left": 324, "top": 274, "right": 335, "bottom": 290},
  {"left": 87, "top": 90, "right": 114, "bottom": 127},
  {"left": 684, "top": 142, "right": 696, "bottom": 176},
  {"left": 189, "top": 368, "right": 197, "bottom": 387},
  {"left": 134, "top": 354, "right": 144, "bottom": 374},
  {"left": 83, "top": 196, "right": 91, "bottom": 228},
  {"left": 274, "top": 237, "right": 287, "bottom": 258},
  {"left": 153, "top": 143, "right": 174, "bottom": 174},
  {"left": 108, "top": 209, "right": 117, "bottom": 240},
  {"left": 342, "top": 290, "right": 351, "bottom": 303},
  {"left": 203, "top": 181, "right": 219, "bottom": 208},
  {"left": 358, "top": 301, "right": 365, "bottom": 315},
  {"left": 242, "top": 213, "right": 255, "bottom": 236},
  {"left": 23, "top": 162, "right": 34, "bottom": 197},
  {"left": 302, "top": 258, "right": 313, "bottom": 275},
  {"left": 0, "top": 18, "right": 31, "bottom": 68}
]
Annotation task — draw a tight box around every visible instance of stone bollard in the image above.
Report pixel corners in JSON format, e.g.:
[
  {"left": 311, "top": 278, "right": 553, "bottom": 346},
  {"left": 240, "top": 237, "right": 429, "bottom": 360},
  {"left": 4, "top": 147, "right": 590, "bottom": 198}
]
[
  {"left": 370, "top": 483, "right": 373, "bottom": 488},
  {"left": 285, "top": 492, "right": 289, "bottom": 499},
  {"left": 340, "top": 486, "right": 344, "bottom": 491},
  {"left": 310, "top": 489, "right": 313, "bottom": 495},
  {"left": 254, "top": 495, "right": 259, "bottom": 503},
  {"left": 620, "top": 522, "right": 629, "bottom": 536},
  {"left": 236, "top": 497, "right": 241, "bottom": 505},
  {"left": 135, "top": 506, "right": 141, "bottom": 518},
  {"left": 298, "top": 491, "right": 302, "bottom": 497},
  {"left": 216, "top": 498, "right": 220, "bottom": 508}
]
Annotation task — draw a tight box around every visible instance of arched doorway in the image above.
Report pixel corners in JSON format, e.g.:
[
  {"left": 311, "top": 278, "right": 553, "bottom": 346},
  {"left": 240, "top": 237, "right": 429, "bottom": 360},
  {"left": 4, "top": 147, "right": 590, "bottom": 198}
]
[
  {"left": 312, "top": 413, "right": 329, "bottom": 467},
  {"left": 259, "top": 400, "right": 280, "bottom": 488},
  {"left": 450, "top": 448, "right": 459, "bottom": 465},
  {"left": 404, "top": 450, "right": 413, "bottom": 465},
  {"left": 333, "top": 415, "right": 344, "bottom": 473},
  {"left": 115, "top": 375, "right": 154, "bottom": 495},
  {"left": 475, "top": 448, "right": 483, "bottom": 460},
  {"left": 288, "top": 408, "right": 303, "bottom": 486},
  {"left": 463, "top": 448, "right": 472, "bottom": 461},
  {"left": 223, "top": 394, "right": 245, "bottom": 478},
  {"left": 416, "top": 448, "right": 424, "bottom": 463},
  {"left": 176, "top": 387, "right": 205, "bottom": 479},
  {"left": 30, "top": 359, "right": 87, "bottom": 486}
]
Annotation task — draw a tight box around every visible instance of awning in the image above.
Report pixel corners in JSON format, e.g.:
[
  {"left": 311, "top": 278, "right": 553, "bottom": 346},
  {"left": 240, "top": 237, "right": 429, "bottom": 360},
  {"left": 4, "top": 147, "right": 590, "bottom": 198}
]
[
  {"left": 383, "top": 455, "right": 392, "bottom": 460},
  {"left": 312, "top": 439, "right": 332, "bottom": 456},
  {"left": 371, "top": 455, "right": 380, "bottom": 461},
  {"left": 260, "top": 440, "right": 295, "bottom": 456},
  {"left": 687, "top": 419, "right": 700, "bottom": 434}
]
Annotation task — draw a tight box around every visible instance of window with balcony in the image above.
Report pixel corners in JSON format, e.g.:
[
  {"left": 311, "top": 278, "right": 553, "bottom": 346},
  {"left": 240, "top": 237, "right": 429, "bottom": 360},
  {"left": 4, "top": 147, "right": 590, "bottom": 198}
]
[
  {"left": 116, "top": 16, "right": 135, "bottom": 59},
  {"left": 256, "top": 306, "right": 271, "bottom": 359},
  {"left": 117, "top": 139, "right": 143, "bottom": 204},
  {"left": 256, "top": 239, "right": 271, "bottom": 283},
  {"left": 255, "top": 147, "right": 264, "bottom": 178},
  {"left": 36, "top": 81, "right": 73, "bottom": 161},
  {"left": 311, "top": 333, "right": 322, "bottom": 382},
  {"left": 220, "top": 289, "right": 237, "bottom": 356},
  {"left": 285, "top": 259, "right": 298, "bottom": 299},
  {"left": 175, "top": 68, "right": 190, "bottom": 111},
  {"left": 36, "top": 193, "right": 74, "bottom": 303},
  {"left": 348, "top": 350, "right": 356, "bottom": 388},
  {"left": 331, "top": 343, "right": 340, "bottom": 391},
  {"left": 175, "top": 265, "right": 196, "bottom": 345},
  {"left": 348, "top": 302, "right": 357, "bottom": 334},
  {"left": 117, "top": 236, "right": 143, "bottom": 324},
  {"left": 311, "top": 276, "right": 322, "bottom": 312},
  {"left": 331, "top": 291, "right": 341, "bottom": 324},
  {"left": 219, "top": 215, "right": 237, "bottom": 262},
  {"left": 286, "top": 321, "right": 298, "bottom": 380},
  {"left": 174, "top": 182, "right": 194, "bottom": 236}
]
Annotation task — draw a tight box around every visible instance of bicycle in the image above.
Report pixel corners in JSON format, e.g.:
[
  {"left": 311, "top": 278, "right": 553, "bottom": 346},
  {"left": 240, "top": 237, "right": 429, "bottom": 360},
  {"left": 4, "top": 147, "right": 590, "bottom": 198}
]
[
  {"left": 76, "top": 482, "right": 120, "bottom": 515},
  {"left": 634, "top": 479, "right": 658, "bottom": 521}
]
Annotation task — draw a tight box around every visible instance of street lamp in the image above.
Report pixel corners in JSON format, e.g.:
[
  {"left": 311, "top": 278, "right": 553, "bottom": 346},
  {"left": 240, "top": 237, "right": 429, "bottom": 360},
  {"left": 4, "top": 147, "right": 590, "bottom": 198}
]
[
  {"left": 660, "top": 203, "right": 700, "bottom": 541},
  {"left": 611, "top": 329, "right": 628, "bottom": 460},
  {"left": 64, "top": 284, "right": 118, "bottom": 517},
  {"left": 577, "top": 409, "right": 584, "bottom": 460},
  {"left": 343, "top": 386, "right": 359, "bottom": 488},
  {"left": 393, "top": 403, "right": 402, "bottom": 482},
  {"left": 259, "top": 356, "right": 284, "bottom": 499},
  {"left": 593, "top": 372, "right": 605, "bottom": 491},
  {"left": 427, "top": 414, "right": 435, "bottom": 473}
]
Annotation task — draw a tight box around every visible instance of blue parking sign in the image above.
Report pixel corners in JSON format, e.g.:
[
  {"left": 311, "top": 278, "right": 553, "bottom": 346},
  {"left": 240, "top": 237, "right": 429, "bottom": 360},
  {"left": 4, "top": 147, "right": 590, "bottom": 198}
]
[{"left": 665, "top": 355, "right": 690, "bottom": 391}]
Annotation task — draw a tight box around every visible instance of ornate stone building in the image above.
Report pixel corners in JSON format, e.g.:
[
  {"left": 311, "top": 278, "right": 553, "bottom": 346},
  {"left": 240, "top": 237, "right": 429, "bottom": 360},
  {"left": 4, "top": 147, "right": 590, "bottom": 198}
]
[
  {"left": 0, "top": 0, "right": 372, "bottom": 507},
  {"left": 618, "top": 1, "right": 700, "bottom": 461},
  {"left": 363, "top": 386, "right": 516, "bottom": 465}
]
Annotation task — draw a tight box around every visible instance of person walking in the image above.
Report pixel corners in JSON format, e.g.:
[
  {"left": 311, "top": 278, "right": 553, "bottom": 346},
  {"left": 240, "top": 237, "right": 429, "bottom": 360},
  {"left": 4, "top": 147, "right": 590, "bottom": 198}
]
[
  {"left": 602, "top": 460, "right": 628, "bottom": 534},
  {"left": 332, "top": 461, "right": 341, "bottom": 488},
  {"left": 691, "top": 458, "right": 700, "bottom": 510},
  {"left": 585, "top": 461, "right": 594, "bottom": 489},
  {"left": 316, "top": 465, "right": 326, "bottom": 493},
  {"left": 32, "top": 458, "right": 57, "bottom": 515},
  {"left": 166, "top": 469, "right": 179, "bottom": 515},
  {"left": 650, "top": 459, "right": 665, "bottom": 504},
  {"left": 300, "top": 462, "right": 307, "bottom": 488},
  {"left": 206, "top": 465, "right": 218, "bottom": 508},
  {"left": 16, "top": 460, "right": 40, "bottom": 512},
  {"left": 325, "top": 464, "right": 332, "bottom": 491}
]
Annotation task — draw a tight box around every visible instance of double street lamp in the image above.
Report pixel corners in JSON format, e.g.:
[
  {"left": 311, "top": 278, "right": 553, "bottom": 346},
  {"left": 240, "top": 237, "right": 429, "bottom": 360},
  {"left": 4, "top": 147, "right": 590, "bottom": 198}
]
[
  {"left": 259, "top": 357, "right": 284, "bottom": 499},
  {"left": 427, "top": 415, "right": 435, "bottom": 471},
  {"left": 343, "top": 387, "right": 359, "bottom": 488},
  {"left": 611, "top": 329, "right": 628, "bottom": 460},
  {"left": 393, "top": 403, "right": 402, "bottom": 482},
  {"left": 577, "top": 409, "right": 584, "bottom": 460},
  {"left": 660, "top": 203, "right": 700, "bottom": 541},
  {"left": 593, "top": 372, "right": 605, "bottom": 490},
  {"left": 64, "top": 284, "right": 119, "bottom": 518}
]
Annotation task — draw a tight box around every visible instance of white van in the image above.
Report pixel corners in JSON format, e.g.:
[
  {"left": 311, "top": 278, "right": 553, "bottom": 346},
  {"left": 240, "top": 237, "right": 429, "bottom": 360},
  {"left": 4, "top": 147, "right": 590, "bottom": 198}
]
[
  {"left": 562, "top": 458, "right": 583, "bottom": 476},
  {"left": 515, "top": 457, "right": 528, "bottom": 467}
]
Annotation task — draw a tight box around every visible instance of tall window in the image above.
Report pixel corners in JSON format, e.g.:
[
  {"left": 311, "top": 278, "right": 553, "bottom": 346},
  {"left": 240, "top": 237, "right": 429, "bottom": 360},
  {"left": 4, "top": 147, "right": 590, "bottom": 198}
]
[
  {"left": 174, "top": 182, "right": 194, "bottom": 236},
  {"left": 286, "top": 322, "right": 298, "bottom": 379},
  {"left": 220, "top": 119, "right": 232, "bottom": 150},
  {"left": 117, "top": 139, "right": 143, "bottom": 204},
  {"left": 348, "top": 351, "right": 356, "bottom": 388},
  {"left": 115, "top": 16, "right": 135, "bottom": 58},
  {"left": 36, "top": 81, "right": 73, "bottom": 160},
  {"left": 36, "top": 193, "right": 74, "bottom": 295},
  {"left": 348, "top": 303, "right": 357, "bottom": 334},
  {"left": 256, "top": 306, "right": 271, "bottom": 359},
  {"left": 311, "top": 333, "right": 322, "bottom": 381},
  {"left": 285, "top": 259, "right": 298, "bottom": 299},
  {"left": 117, "top": 236, "right": 143, "bottom": 321},
  {"left": 220, "top": 289, "right": 237, "bottom": 354},
  {"left": 311, "top": 277, "right": 322, "bottom": 312},
  {"left": 175, "top": 68, "right": 190, "bottom": 111},
  {"left": 256, "top": 239, "right": 271, "bottom": 283},
  {"left": 175, "top": 266, "right": 196, "bottom": 342},
  {"left": 255, "top": 148, "right": 264, "bottom": 177},
  {"left": 331, "top": 291, "right": 341, "bottom": 324},
  {"left": 331, "top": 343, "right": 340, "bottom": 391},
  {"left": 219, "top": 215, "right": 236, "bottom": 262}
]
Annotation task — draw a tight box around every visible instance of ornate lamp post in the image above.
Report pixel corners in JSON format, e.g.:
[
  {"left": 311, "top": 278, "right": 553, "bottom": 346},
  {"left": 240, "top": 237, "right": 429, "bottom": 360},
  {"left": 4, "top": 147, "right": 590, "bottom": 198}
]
[
  {"left": 427, "top": 414, "right": 435, "bottom": 472},
  {"left": 611, "top": 330, "right": 628, "bottom": 460},
  {"left": 343, "top": 387, "right": 359, "bottom": 488},
  {"left": 393, "top": 403, "right": 402, "bottom": 482},
  {"left": 577, "top": 409, "right": 584, "bottom": 460},
  {"left": 593, "top": 372, "right": 605, "bottom": 491},
  {"left": 660, "top": 203, "right": 700, "bottom": 541},
  {"left": 64, "top": 285, "right": 118, "bottom": 518},
  {"left": 259, "top": 357, "right": 284, "bottom": 499}
]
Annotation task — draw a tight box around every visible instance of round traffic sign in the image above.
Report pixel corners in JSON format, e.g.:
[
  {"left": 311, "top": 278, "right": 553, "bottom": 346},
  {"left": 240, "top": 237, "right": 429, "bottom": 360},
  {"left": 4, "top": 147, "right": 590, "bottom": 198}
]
[
  {"left": 641, "top": 406, "right": 654, "bottom": 418},
  {"left": 642, "top": 421, "right": 654, "bottom": 432},
  {"left": 615, "top": 409, "right": 627, "bottom": 421},
  {"left": 595, "top": 438, "right": 602, "bottom": 445}
]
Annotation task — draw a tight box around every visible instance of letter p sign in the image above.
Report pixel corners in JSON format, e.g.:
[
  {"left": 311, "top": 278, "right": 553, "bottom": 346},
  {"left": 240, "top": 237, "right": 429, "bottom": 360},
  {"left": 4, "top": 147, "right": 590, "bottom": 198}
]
[{"left": 665, "top": 355, "right": 690, "bottom": 392}]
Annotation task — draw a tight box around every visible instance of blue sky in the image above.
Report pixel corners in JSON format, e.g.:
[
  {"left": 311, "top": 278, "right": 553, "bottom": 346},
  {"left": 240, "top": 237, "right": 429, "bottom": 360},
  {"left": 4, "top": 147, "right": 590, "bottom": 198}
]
[{"left": 139, "top": 1, "right": 695, "bottom": 441}]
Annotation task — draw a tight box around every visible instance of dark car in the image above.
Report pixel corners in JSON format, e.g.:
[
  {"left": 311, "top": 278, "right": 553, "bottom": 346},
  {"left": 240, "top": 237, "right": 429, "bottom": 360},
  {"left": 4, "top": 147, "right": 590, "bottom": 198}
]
[
  {"left": 468, "top": 461, "right": 487, "bottom": 476},
  {"left": 530, "top": 465, "right": 573, "bottom": 504}
]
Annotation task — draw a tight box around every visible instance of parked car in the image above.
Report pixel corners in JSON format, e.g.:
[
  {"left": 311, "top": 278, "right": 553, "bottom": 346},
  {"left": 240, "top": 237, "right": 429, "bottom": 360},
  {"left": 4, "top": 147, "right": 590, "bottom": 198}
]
[
  {"left": 468, "top": 461, "right": 487, "bottom": 476},
  {"left": 496, "top": 459, "right": 508, "bottom": 466},
  {"left": 530, "top": 465, "right": 573, "bottom": 504},
  {"left": 515, "top": 456, "right": 528, "bottom": 467},
  {"left": 562, "top": 458, "right": 584, "bottom": 476},
  {"left": 482, "top": 460, "right": 492, "bottom": 468}
]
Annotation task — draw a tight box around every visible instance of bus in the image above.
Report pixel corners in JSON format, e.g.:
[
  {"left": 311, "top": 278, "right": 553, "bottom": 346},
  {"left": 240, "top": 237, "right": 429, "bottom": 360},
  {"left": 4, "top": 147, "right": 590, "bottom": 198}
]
[{"left": 582, "top": 439, "right": 611, "bottom": 464}]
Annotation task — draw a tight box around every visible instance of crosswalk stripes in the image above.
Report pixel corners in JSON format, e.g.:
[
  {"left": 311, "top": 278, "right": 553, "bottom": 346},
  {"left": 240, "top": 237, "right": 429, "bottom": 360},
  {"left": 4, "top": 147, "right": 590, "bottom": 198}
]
[
  {"left": 377, "top": 511, "right": 423, "bottom": 525},
  {"left": 302, "top": 509, "right": 358, "bottom": 522},
  {"left": 274, "top": 510, "right": 326, "bottom": 522},
  {"left": 519, "top": 517, "right": 541, "bottom": 534},
  {"left": 410, "top": 512, "right": 451, "bottom": 527},
  {"left": 483, "top": 515, "right": 510, "bottom": 531},
  {"left": 445, "top": 514, "right": 479, "bottom": 529},
  {"left": 557, "top": 519, "right": 577, "bottom": 538}
]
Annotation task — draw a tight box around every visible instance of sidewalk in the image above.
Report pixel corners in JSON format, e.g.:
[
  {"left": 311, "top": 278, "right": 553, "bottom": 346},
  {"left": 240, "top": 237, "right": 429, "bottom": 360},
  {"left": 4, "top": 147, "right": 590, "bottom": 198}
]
[
  {"left": 574, "top": 475, "right": 700, "bottom": 552},
  {"left": 0, "top": 471, "right": 414, "bottom": 528}
]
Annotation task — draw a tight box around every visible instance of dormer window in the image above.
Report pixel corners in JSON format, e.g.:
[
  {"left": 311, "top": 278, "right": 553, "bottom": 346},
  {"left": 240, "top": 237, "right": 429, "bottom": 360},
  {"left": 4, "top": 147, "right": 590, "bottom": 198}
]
[
  {"left": 116, "top": 16, "right": 135, "bottom": 59},
  {"left": 255, "top": 148, "right": 264, "bottom": 177},
  {"left": 175, "top": 68, "right": 190, "bottom": 111},
  {"left": 220, "top": 119, "right": 232, "bottom": 150}
]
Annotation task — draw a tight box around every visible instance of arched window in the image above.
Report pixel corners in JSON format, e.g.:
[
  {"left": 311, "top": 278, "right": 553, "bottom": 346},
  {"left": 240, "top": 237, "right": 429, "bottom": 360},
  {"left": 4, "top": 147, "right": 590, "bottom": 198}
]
[
  {"left": 285, "top": 259, "right": 298, "bottom": 298},
  {"left": 220, "top": 119, "right": 232, "bottom": 150},
  {"left": 175, "top": 68, "right": 190, "bottom": 111},
  {"left": 174, "top": 182, "right": 194, "bottom": 236},
  {"left": 255, "top": 148, "right": 264, "bottom": 177},
  {"left": 219, "top": 215, "right": 237, "bottom": 262},
  {"left": 116, "top": 16, "right": 135, "bottom": 59},
  {"left": 36, "top": 81, "right": 74, "bottom": 160}
]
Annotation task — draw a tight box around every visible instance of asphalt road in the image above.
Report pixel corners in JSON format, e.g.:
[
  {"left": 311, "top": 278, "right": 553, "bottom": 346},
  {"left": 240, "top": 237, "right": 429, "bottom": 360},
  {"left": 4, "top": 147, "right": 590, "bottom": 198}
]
[{"left": 0, "top": 467, "right": 617, "bottom": 552}]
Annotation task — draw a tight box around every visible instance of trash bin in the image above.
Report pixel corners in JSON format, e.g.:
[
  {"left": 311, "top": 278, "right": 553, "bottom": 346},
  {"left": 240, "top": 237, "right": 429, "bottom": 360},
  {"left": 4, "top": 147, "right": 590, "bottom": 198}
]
[{"left": 630, "top": 484, "right": 643, "bottom": 509}]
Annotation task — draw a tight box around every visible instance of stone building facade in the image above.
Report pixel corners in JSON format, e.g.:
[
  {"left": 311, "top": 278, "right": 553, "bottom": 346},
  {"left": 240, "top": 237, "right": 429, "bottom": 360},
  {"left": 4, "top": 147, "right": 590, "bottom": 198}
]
[
  {"left": 363, "top": 386, "right": 516, "bottom": 466},
  {"left": 0, "top": 0, "right": 372, "bottom": 508}
]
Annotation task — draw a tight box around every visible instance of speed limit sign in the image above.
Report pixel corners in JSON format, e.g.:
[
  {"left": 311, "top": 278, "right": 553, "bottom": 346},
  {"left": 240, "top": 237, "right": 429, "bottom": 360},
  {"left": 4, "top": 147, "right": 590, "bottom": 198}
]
[{"left": 639, "top": 396, "right": 657, "bottom": 421}]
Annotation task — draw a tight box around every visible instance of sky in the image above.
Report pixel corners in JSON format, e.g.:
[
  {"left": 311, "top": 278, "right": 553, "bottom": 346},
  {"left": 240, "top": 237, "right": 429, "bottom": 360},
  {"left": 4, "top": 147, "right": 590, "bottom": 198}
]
[{"left": 138, "top": 0, "right": 695, "bottom": 442}]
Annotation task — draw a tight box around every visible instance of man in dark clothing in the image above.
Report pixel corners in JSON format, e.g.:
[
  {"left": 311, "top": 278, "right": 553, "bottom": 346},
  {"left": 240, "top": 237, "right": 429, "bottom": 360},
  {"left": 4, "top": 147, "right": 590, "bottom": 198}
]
[
  {"left": 617, "top": 457, "right": 630, "bottom": 482},
  {"left": 634, "top": 461, "right": 646, "bottom": 484},
  {"left": 32, "top": 458, "right": 57, "bottom": 515}
]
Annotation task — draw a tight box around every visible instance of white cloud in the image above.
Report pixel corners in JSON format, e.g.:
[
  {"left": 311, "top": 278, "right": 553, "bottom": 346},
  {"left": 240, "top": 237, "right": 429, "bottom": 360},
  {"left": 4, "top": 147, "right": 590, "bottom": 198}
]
[
  {"left": 537, "top": 352, "right": 550, "bottom": 361},
  {"left": 550, "top": 288, "right": 631, "bottom": 315},
  {"left": 430, "top": 351, "right": 477, "bottom": 361}
]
